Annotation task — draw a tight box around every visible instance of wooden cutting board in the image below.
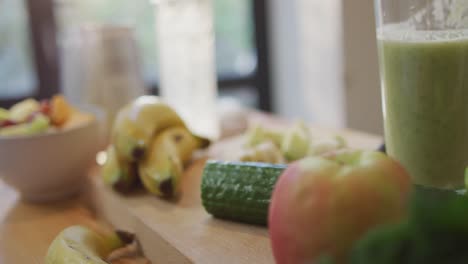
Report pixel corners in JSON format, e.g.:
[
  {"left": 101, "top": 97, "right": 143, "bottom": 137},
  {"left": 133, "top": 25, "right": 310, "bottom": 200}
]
[{"left": 89, "top": 117, "right": 382, "bottom": 264}]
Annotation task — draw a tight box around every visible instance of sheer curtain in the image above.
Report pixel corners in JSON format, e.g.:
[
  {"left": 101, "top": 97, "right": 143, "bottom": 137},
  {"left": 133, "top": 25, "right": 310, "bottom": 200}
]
[
  {"left": 269, "top": 0, "right": 383, "bottom": 134},
  {"left": 269, "top": 0, "right": 345, "bottom": 129}
]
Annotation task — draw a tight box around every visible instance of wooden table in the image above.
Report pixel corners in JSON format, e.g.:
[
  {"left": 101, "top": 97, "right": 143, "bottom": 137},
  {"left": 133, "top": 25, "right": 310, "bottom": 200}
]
[
  {"left": 0, "top": 182, "right": 100, "bottom": 264},
  {"left": 0, "top": 113, "right": 382, "bottom": 264}
]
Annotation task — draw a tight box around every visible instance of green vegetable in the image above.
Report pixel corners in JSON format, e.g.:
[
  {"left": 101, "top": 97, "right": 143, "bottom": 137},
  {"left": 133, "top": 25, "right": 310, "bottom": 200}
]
[
  {"left": 316, "top": 254, "right": 336, "bottom": 264},
  {"left": 201, "top": 160, "right": 286, "bottom": 225},
  {"left": 349, "top": 222, "right": 413, "bottom": 264},
  {"left": 0, "top": 114, "right": 50, "bottom": 136},
  {"left": 348, "top": 185, "right": 468, "bottom": 264},
  {"left": 465, "top": 167, "right": 468, "bottom": 191},
  {"left": 0, "top": 108, "right": 9, "bottom": 122}
]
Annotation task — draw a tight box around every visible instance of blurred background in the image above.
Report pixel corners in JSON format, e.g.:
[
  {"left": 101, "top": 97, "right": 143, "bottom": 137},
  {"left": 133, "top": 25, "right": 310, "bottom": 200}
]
[{"left": 0, "top": 0, "right": 382, "bottom": 135}]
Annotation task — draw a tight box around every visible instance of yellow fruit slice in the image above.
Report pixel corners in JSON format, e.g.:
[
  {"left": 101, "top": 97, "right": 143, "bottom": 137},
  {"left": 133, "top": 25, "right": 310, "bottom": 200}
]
[
  {"left": 50, "top": 95, "right": 72, "bottom": 126},
  {"left": 45, "top": 225, "right": 133, "bottom": 264}
]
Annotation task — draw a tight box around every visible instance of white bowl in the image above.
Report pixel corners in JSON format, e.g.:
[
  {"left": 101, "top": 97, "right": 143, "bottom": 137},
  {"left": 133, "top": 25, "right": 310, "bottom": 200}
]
[{"left": 0, "top": 106, "right": 103, "bottom": 203}]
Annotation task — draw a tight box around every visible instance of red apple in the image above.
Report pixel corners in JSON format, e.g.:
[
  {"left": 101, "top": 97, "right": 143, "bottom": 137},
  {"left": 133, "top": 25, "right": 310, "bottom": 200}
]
[
  {"left": 39, "top": 100, "right": 51, "bottom": 116},
  {"left": 0, "top": 119, "right": 17, "bottom": 128},
  {"left": 268, "top": 149, "right": 411, "bottom": 264}
]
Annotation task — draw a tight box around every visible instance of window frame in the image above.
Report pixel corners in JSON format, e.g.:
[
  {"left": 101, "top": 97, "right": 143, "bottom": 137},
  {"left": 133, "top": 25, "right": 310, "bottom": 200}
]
[
  {"left": 0, "top": 0, "right": 60, "bottom": 108},
  {"left": 2, "top": 0, "right": 272, "bottom": 112},
  {"left": 252, "top": 0, "right": 272, "bottom": 111}
]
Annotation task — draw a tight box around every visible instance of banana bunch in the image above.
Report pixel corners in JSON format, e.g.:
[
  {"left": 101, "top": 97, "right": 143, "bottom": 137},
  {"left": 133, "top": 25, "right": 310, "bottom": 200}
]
[
  {"left": 102, "top": 96, "right": 210, "bottom": 198},
  {"left": 45, "top": 225, "right": 134, "bottom": 264}
]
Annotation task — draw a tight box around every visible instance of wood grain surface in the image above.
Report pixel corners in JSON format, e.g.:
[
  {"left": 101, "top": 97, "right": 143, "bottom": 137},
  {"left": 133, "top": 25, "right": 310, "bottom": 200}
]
[
  {"left": 0, "top": 112, "right": 382, "bottom": 264},
  {"left": 0, "top": 182, "right": 98, "bottom": 264},
  {"left": 91, "top": 119, "right": 382, "bottom": 264}
]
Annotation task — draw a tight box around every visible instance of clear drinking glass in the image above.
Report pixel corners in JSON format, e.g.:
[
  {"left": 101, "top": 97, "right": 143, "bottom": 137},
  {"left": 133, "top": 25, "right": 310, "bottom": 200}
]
[
  {"left": 374, "top": 0, "right": 468, "bottom": 188},
  {"left": 153, "top": 0, "right": 220, "bottom": 141}
]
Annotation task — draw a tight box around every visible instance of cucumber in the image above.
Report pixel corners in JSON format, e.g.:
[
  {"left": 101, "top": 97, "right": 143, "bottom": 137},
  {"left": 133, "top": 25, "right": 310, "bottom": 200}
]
[{"left": 201, "top": 160, "right": 286, "bottom": 225}]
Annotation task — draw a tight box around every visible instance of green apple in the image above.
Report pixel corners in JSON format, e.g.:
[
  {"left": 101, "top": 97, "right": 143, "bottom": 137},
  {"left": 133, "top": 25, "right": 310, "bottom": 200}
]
[
  {"left": 9, "top": 98, "right": 40, "bottom": 122},
  {"left": 269, "top": 150, "right": 412, "bottom": 264},
  {"left": 0, "top": 113, "right": 50, "bottom": 136},
  {"left": 0, "top": 108, "right": 9, "bottom": 122}
]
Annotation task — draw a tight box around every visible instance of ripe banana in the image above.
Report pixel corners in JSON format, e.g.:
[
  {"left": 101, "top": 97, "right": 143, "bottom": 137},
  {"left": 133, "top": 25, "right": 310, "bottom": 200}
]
[
  {"left": 112, "top": 96, "right": 186, "bottom": 162},
  {"left": 138, "top": 127, "right": 184, "bottom": 197},
  {"left": 166, "top": 126, "right": 210, "bottom": 164},
  {"left": 137, "top": 126, "right": 207, "bottom": 197},
  {"left": 102, "top": 146, "right": 139, "bottom": 193},
  {"left": 45, "top": 225, "right": 133, "bottom": 264},
  {"left": 109, "top": 96, "right": 210, "bottom": 197}
]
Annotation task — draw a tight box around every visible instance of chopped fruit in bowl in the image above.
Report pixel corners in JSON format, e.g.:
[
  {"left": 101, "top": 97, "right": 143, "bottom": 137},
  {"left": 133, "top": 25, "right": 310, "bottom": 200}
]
[
  {"left": 49, "top": 94, "right": 72, "bottom": 126},
  {"left": 0, "top": 95, "right": 84, "bottom": 137},
  {"left": 8, "top": 98, "right": 41, "bottom": 122},
  {"left": 0, "top": 108, "right": 9, "bottom": 122},
  {"left": 0, "top": 113, "right": 50, "bottom": 136},
  {"left": 0, "top": 95, "right": 102, "bottom": 202}
]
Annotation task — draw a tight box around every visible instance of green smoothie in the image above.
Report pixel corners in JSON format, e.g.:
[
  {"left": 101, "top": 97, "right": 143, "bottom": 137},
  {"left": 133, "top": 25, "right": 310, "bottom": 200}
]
[{"left": 378, "top": 28, "right": 468, "bottom": 189}]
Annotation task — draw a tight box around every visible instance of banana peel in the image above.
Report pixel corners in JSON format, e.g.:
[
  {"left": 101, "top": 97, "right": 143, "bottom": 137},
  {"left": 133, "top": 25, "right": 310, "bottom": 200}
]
[
  {"left": 102, "top": 146, "right": 139, "bottom": 193},
  {"left": 112, "top": 96, "right": 187, "bottom": 162},
  {"left": 45, "top": 225, "right": 134, "bottom": 264}
]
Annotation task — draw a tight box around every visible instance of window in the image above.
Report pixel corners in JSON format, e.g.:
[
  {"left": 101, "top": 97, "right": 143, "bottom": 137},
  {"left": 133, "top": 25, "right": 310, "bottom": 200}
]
[
  {"left": 56, "top": 0, "right": 256, "bottom": 80},
  {"left": 1, "top": 0, "right": 271, "bottom": 110},
  {"left": 0, "top": 0, "right": 36, "bottom": 99},
  {"left": 213, "top": 0, "right": 256, "bottom": 78}
]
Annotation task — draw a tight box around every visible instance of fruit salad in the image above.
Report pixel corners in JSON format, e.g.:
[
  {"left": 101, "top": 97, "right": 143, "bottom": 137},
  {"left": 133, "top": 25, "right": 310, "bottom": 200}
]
[{"left": 0, "top": 95, "right": 88, "bottom": 137}]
